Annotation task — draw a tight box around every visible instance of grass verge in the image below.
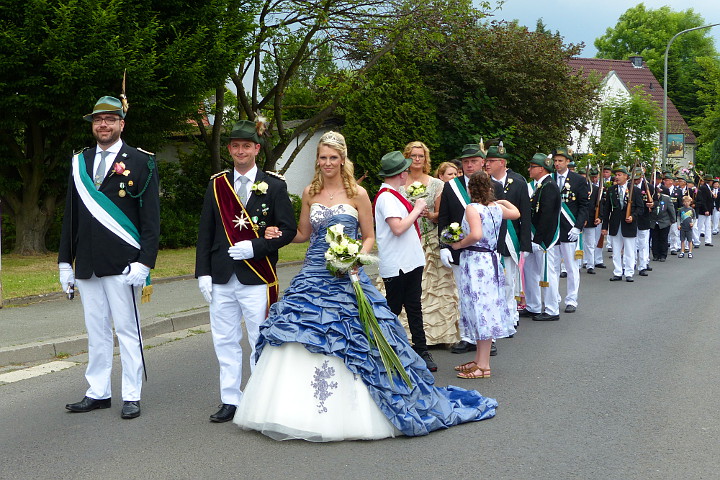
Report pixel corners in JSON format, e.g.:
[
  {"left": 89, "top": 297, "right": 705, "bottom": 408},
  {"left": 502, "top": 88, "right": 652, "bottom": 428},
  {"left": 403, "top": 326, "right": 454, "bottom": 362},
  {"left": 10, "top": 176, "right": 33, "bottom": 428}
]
[{"left": 0, "top": 242, "right": 308, "bottom": 300}]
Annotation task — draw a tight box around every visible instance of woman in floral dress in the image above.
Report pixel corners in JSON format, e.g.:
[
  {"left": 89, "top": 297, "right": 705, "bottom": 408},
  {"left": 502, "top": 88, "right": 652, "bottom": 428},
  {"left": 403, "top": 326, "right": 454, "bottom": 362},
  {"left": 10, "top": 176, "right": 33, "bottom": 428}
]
[{"left": 448, "top": 171, "right": 519, "bottom": 379}]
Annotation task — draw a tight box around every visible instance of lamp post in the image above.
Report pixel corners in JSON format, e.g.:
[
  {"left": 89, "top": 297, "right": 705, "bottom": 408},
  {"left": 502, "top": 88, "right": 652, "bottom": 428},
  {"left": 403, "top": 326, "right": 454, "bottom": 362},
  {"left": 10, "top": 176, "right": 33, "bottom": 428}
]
[{"left": 663, "top": 23, "right": 720, "bottom": 171}]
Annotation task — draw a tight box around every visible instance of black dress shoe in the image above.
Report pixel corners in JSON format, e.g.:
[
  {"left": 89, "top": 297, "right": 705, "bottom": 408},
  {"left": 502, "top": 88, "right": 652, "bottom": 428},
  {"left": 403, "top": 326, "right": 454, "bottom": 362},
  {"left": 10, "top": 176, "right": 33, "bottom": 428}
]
[
  {"left": 652, "top": 256, "right": 659, "bottom": 261},
  {"left": 451, "top": 340, "right": 476, "bottom": 354},
  {"left": 490, "top": 343, "right": 498, "bottom": 356},
  {"left": 625, "top": 277, "right": 634, "bottom": 282},
  {"left": 560, "top": 271, "right": 567, "bottom": 278},
  {"left": 659, "top": 257, "right": 666, "bottom": 262},
  {"left": 518, "top": 308, "right": 540, "bottom": 318},
  {"left": 645, "top": 266, "right": 652, "bottom": 271},
  {"left": 533, "top": 313, "right": 560, "bottom": 321},
  {"left": 586, "top": 268, "right": 595, "bottom": 274},
  {"left": 121, "top": 401, "right": 141, "bottom": 419},
  {"left": 419, "top": 350, "right": 438, "bottom": 372},
  {"left": 66, "top": 396, "right": 111, "bottom": 413},
  {"left": 670, "top": 250, "right": 677, "bottom": 255},
  {"left": 706, "top": 243, "right": 714, "bottom": 247},
  {"left": 639, "top": 270, "right": 648, "bottom": 276},
  {"left": 210, "top": 404, "right": 237, "bottom": 423},
  {"left": 595, "top": 263, "right": 607, "bottom": 269},
  {"left": 564, "top": 305, "right": 576, "bottom": 313},
  {"left": 609, "top": 275, "right": 622, "bottom": 281}
]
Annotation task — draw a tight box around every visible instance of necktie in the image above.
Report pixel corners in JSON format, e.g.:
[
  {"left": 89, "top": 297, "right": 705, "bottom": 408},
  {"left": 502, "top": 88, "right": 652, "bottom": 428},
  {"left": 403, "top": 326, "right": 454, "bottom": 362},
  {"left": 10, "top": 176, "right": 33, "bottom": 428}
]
[
  {"left": 557, "top": 175, "right": 564, "bottom": 188},
  {"left": 237, "top": 175, "right": 251, "bottom": 205},
  {"left": 95, "top": 150, "right": 110, "bottom": 189},
  {"left": 619, "top": 186, "right": 625, "bottom": 208}
]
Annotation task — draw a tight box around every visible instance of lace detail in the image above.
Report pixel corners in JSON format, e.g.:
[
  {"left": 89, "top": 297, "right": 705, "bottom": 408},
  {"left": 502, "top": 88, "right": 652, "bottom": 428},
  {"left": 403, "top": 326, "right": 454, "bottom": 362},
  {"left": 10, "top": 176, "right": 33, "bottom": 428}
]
[
  {"left": 310, "top": 203, "right": 358, "bottom": 229},
  {"left": 311, "top": 360, "right": 338, "bottom": 413}
]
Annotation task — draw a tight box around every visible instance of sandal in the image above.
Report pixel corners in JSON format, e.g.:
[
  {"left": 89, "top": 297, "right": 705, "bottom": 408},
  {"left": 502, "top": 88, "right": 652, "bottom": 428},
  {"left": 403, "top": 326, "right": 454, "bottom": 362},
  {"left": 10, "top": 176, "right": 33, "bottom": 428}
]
[
  {"left": 456, "top": 366, "right": 491, "bottom": 379},
  {"left": 454, "top": 361, "right": 477, "bottom": 372},
  {"left": 688, "top": 253, "right": 693, "bottom": 258}
]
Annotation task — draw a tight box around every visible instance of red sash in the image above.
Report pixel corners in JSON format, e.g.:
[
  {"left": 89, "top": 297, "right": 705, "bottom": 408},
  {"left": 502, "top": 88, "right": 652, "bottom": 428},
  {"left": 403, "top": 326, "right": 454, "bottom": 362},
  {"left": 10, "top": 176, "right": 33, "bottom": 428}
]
[
  {"left": 213, "top": 174, "right": 279, "bottom": 310},
  {"left": 373, "top": 187, "right": 421, "bottom": 238}
]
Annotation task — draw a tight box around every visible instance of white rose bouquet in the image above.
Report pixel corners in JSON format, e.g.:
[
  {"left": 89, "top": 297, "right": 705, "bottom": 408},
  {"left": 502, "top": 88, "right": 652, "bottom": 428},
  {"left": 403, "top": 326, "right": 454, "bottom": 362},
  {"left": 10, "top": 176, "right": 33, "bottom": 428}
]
[
  {"left": 405, "top": 181, "right": 427, "bottom": 200},
  {"left": 440, "top": 222, "right": 466, "bottom": 244},
  {"left": 324, "top": 223, "right": 412, "bottom": 388}
]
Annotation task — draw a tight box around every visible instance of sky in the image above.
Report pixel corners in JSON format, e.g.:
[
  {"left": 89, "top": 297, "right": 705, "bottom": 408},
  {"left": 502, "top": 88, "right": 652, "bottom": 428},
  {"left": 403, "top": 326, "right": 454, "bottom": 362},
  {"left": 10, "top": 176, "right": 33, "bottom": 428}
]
[{"left": 490, "top": 0, "right": 720, "bottom": 57}]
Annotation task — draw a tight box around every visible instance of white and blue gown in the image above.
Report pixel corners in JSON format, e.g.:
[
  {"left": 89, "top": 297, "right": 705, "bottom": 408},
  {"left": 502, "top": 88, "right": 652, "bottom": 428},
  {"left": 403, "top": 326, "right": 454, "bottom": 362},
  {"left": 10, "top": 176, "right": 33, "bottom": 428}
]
[{"left": 233, "top": 203, "right": 497, "bottom": 441}]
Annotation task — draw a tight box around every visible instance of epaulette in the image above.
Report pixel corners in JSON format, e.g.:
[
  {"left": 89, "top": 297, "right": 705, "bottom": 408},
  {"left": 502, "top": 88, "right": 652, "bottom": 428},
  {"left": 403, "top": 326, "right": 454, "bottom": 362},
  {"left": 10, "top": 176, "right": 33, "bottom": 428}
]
[
  {"left": 265, "top": 170, "right": 286, "bottom": 182},
  {"left": 210, "top": 169, "right": 231, "bottom": 180},
  {"left": 137, "top": 147, "right": 155, "bottom": 156},
  {"left": 73, "top": 146, "right": 91, "bottom": 155}
]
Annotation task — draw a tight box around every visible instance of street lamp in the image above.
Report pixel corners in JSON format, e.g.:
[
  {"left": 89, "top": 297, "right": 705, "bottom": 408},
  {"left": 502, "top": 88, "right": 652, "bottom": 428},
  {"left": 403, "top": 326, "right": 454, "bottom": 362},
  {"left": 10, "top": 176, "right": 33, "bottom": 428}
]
[{"left": 662, "top": 23, "right": 720, "bottom": 171}]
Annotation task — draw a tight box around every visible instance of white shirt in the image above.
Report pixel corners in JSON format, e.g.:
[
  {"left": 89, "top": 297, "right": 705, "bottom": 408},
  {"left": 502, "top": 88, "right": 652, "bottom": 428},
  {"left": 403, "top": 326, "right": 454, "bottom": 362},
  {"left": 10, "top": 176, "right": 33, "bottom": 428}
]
[
  {"left": 234, "top": 164, "right": 257, "bottom": 186},
  {"left": 374, "top": 183, "right": 425, "bottom": 278},
  {"left": 494, "top": 172, "right": 508, "bottom": 187},
  {"left": 93, "top": 139, "right": 123, "bottom": 180}
]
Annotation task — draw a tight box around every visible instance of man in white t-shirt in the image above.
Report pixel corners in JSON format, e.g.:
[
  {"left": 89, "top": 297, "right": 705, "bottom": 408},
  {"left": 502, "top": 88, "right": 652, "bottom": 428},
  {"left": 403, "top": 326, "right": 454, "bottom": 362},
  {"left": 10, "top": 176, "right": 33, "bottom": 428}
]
[{"left": 373, "top": 151, "right": 437, "bottom": 372}]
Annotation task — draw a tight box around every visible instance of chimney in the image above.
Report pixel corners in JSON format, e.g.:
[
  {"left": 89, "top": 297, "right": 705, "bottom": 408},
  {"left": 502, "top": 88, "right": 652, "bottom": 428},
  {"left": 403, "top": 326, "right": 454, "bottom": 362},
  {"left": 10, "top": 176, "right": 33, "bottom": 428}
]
[{"left": 629, "top": 55, "right": 643, "bottom": 68}]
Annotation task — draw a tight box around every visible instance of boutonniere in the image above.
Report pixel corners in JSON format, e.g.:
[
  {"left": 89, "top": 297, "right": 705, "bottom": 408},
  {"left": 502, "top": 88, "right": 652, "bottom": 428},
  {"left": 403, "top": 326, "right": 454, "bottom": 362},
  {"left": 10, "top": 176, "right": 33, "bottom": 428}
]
[
  {"left": 564, "top": 180, "right": 571, "bottom": 191},
  {"left": 251, "top": 181, "right": 268, "bottom": 195},
  {"left": 503, "top": 178, "right": 513, "bottom": 193},
  {"left": 113, "top": 162, "right": 131, "bottom": 177}
]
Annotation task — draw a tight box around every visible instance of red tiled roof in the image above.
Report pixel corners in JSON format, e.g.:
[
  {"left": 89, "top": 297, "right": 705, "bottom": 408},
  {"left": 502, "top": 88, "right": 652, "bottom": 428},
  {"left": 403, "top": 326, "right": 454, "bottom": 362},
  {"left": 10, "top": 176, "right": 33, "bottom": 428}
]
[{"left": 568, "top": 57, "right": 696, "bottom": 143}]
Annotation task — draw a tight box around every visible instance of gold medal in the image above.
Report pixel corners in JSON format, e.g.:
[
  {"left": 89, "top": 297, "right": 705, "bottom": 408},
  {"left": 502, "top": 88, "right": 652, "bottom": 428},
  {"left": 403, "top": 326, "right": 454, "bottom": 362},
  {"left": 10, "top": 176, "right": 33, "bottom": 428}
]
[
  {"left": 128, "top": 180, "right": 134, "bottom": 186},
  {"left": 119, "top": 189, "right": 126, "bottom": 198}
]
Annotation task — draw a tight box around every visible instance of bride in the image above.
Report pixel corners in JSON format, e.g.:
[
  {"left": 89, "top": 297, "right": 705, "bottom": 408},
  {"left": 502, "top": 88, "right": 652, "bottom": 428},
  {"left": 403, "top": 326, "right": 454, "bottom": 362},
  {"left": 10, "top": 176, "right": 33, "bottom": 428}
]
[{"left": 233, "top": 131, "right": 497, "bottom": 441}]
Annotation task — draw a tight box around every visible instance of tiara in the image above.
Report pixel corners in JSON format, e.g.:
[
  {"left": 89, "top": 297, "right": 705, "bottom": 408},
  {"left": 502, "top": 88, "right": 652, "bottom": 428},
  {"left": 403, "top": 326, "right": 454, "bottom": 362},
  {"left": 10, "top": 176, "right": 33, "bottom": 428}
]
[{"left": 321, "top": 131, "right": 346, "bottom": 146}]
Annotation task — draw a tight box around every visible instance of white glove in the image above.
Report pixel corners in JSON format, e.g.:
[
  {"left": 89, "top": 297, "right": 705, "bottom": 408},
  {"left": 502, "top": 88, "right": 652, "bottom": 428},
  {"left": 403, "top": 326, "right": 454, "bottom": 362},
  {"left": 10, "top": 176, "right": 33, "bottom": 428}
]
[
  {"left": 567, "top": 227, "right": 582, "bottom": 242},
  {"left": 440, "top": 248, "right": 453, "bottom": 269},
  {"left": 59, "top": 262, "right": 75, "bottom": 292},
  {"left": 228, "top": 240, "right": 254, "bottom": 260},
  {"left": 198, "top": 275, "right": 213, "bottom": 303},
  {"left": 532, "top": 242, "right": 543, "bottom": 254},
  {"left": 123, "top": 262, "right": 150, "bottom": 287}
]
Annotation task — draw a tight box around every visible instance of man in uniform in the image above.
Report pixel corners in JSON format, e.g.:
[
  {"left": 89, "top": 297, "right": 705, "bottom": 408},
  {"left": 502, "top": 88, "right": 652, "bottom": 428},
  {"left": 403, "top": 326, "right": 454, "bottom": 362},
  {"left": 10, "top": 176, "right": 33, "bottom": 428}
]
[
  {"left": 583, "top": 167, "right": 603, "bottom": 274},
  {"left": 195, "top": 120, "right": 297, "bottom": 423},
  {"left": 632, "top": 166, "right": 654, "bottom": 277},
  {"left": 551, "top": 147, "right": 589, "bottom": 313},
  {"left": 485, "top": 144, "right": 532, "bottom": 329},
  {"left": 59, "top": 96, "right": 160, "bottom": 420},
  {"left": 602, "top": 166, "right": 643, "bottom": 282},
  {"left": 522, "top": 153, "right": 561, "bottom": 321},
  {"left": 694, "top": 174, "right": 714, "bottom": 246}
]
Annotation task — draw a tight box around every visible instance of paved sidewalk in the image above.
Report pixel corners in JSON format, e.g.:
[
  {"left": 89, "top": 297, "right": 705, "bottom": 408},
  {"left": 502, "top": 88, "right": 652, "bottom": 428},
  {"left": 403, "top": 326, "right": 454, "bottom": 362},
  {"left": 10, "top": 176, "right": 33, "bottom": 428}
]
[{"left": 0, "top": 261, "right": 320, "bottom": 366}]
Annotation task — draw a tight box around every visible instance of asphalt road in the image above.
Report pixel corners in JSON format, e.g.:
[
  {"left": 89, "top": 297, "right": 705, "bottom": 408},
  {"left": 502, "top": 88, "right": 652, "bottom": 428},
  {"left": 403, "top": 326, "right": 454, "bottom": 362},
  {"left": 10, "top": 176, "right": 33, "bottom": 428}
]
[{"left": 1, "top": 251, "right": 719, "bottom": 479}]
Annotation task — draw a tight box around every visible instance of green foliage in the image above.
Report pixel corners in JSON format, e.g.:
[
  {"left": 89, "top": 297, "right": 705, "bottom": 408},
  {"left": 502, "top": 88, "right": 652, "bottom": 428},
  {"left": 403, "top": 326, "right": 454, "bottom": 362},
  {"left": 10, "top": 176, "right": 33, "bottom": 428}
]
[
  {"left": 594, "top": 4, "right": 719, "bottom": 129},
  {"left": 157, "top": 145, "right": 212, "bottom": 249},
  {"left": 338, "top": 52, "right": 440, "bottom": 194},
  {"left": 589, "top": 87, "right": 661, "bottom": 167},
  {"left": 693, "top": 55, "right": 720, "bottom": 173},
  {"left": 0, "top": 0, "right": 254, "bottom": 253}
]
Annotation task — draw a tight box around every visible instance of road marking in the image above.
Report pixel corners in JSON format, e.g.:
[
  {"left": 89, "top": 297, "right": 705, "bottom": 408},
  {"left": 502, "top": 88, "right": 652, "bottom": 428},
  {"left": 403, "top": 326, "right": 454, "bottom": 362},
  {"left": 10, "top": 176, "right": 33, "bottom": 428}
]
[{"left": 0, "top": 361, "right": 78, "bottom": 384}]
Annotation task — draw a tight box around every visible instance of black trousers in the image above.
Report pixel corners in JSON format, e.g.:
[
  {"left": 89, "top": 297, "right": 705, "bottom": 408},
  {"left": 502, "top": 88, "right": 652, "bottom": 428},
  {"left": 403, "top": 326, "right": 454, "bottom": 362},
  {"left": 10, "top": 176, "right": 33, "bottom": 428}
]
[
  {"left": 650, "top": 225, "right": 670, "bottom": 259},
  {"left": 383, "top": 265, "right": 427, "bottom": 352}
]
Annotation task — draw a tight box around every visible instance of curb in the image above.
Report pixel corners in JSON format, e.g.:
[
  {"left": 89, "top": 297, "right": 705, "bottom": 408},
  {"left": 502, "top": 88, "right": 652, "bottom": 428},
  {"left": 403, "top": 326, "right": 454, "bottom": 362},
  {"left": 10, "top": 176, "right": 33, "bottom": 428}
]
[{"left": 0, "top": 308, "right": 209, "bottom": 367}]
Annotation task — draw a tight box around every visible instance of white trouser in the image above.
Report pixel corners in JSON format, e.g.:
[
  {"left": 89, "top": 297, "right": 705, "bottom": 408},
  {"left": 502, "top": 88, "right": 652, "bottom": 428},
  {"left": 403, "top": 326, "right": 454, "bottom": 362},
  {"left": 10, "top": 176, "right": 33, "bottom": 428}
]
[
  {"left": 692, "top": 219, "right": 700, "bottom": 245},
  {"left": 609, "top": 233, "right": 637, "bottom": 278},
  {"left": 502, "top": 255, "right": 520, "bottom": 326},
  {"left": 210, "top": 276, "right": 267, "bottom": 406},
  {"left": 76, "top": 274, "right": 143, "bottom": 401},
  {"left": 635, "top": 229, "right": 650, "bottom": 270},
  {"left": 524, "top": 245, "right": 559, "bottom": 316},
  {"left": 669, "top": 222, "right": 680, "bottom": 250},
  {"left": 712, "top": 208, "right": 720, "bottom": 233},
  {"left": 553, "top": 241, "right": 579, "bottom": 307},
  {"left": 697, "top": 214, "right": 712, "bottom": 241},
  {"left": 583, "top": 224, "right": 602, "bottom": 267}
]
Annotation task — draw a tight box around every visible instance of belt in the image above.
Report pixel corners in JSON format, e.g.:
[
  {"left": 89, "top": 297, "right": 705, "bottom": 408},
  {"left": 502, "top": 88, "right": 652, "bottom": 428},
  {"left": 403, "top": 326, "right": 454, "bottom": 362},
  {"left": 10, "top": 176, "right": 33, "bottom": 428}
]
[{"left": 464, "top": 246, "right": 500, "bottom": 289}]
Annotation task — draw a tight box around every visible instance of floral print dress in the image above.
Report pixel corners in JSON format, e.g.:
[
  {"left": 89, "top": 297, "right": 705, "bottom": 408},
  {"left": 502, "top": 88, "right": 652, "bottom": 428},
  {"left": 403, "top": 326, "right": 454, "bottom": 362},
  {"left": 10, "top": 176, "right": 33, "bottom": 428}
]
[{"left": 458, "top": 203, "right": 516, "bottom": 341}]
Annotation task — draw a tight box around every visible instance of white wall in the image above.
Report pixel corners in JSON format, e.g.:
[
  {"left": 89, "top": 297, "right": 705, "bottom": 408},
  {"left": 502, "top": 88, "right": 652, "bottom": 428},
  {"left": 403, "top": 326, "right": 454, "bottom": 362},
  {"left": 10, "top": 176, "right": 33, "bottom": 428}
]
[{"left": 274, "top": 127, "right": 332, "bottom": 197}]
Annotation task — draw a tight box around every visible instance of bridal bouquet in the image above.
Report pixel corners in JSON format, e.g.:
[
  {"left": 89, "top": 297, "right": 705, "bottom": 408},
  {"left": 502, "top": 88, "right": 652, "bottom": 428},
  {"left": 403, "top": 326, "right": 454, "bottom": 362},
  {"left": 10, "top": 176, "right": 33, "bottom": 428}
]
[
  {"left": 440, "top": 222, "right": 466, "bottom": 244},
  {"left": 405, "top": 181, "right": 427, "bottom": 200},
  {"left": 324, "top": 224, "right": 412, "bottom": 388}
]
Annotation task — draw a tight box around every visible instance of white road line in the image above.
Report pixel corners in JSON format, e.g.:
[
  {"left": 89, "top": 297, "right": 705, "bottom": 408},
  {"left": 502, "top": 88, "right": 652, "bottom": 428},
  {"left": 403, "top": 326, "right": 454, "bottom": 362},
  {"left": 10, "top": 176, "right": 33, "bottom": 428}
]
[{"left": 0, "top": 361, "right": 78, "bottom": 384}]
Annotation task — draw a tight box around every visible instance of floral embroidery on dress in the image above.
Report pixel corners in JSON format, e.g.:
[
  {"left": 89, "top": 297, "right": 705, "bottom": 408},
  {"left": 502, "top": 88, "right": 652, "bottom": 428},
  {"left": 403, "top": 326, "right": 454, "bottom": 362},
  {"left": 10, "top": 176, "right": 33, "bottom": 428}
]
[{"left": 311, "top": 360, "right": 338, "bottom": 414}]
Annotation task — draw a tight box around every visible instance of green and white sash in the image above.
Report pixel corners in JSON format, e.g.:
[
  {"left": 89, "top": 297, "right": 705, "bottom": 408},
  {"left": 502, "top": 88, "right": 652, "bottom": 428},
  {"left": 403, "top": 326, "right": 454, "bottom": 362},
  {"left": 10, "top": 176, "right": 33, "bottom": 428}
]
[
  {"left": 73, "top": 152, "right": 141, "bottom": 249},
  {"left": 449, "top": 177, "right": 471, "bottom": 208}
]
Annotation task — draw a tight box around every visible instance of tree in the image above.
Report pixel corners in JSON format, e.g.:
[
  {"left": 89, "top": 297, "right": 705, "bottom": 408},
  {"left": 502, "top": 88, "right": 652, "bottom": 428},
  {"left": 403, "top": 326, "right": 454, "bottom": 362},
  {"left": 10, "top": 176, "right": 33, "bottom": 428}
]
[
  {"left": 588, "top": 87, "right": 661, "bottom": 169},
  {"left": 693, "top": 55, "right": 720, "bottom": 175},
  {"left": 338, "top": 51, "right": 440, "bottom": 193},
  {"left": 417, "top": 19, "right": 598, "bottom": 170},
  {"left": 0, "top": 0, "right": 253, "bottom": 254},
  {"left": 594, "top": 4, "right": 719, "bottom": 129}
]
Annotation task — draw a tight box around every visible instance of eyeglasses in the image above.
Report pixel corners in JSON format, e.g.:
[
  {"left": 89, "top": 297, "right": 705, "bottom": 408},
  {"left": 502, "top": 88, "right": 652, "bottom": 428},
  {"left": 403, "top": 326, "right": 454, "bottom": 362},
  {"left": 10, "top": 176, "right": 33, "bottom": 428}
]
[{"left": 92, "top": 116, "right": 119, "bottom": 125}]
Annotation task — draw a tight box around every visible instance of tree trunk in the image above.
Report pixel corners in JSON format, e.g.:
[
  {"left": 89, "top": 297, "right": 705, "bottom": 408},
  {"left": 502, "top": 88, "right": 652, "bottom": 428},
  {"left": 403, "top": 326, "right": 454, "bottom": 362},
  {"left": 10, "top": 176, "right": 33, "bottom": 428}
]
[{"left": 11, "top": 192, "right": 56, "bottom": 255}]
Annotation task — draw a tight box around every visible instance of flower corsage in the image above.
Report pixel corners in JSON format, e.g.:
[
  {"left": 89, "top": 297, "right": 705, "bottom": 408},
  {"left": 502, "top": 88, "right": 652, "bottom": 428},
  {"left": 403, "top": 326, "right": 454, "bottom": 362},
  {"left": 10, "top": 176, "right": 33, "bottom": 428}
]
[{"left": 251, "top": 181, "right": 268, "bottom": 195}]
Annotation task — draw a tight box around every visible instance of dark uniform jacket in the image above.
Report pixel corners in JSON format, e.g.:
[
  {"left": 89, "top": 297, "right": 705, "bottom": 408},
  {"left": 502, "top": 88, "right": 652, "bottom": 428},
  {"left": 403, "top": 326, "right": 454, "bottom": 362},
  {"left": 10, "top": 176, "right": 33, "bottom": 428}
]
[
  {"left": 494, "top": 169, "right": 532, "bottom": 256},
  {"left": 554, "top": 170, "right": 590, "bottom": 242},
  {"left": 58, "top": 144, "right": 160, "bottom": 279},
  {"left": 529, "top": 175, "right": 561, "bottom": 249},
  {"left": 586, "top": 181, "right": 603, "bottom": 227},
  {"left": 438, "top": 175, "right": 503, "bottom": 265},
  {"left": 602, "top": 183, "right": 644, "bottom": 238},
  {"left": 649, "top": 193, "right": 676, "bottom": 229},
  {"left": 694, "top": 183, "right": 714, "bottom": 216},
  {"left": 195, "top": 169, "right": 297, "bottom": 285},
  {"left": 634, "top": 179, "right": 654, "bottom": 231}
]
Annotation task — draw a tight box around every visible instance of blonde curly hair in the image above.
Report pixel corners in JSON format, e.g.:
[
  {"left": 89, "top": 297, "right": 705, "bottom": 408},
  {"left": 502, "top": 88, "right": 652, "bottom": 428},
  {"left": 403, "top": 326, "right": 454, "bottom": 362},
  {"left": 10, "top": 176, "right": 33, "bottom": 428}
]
[
  {"left": 309, "top": 131, "right": 358, "bottom": 198},
  {"left": 403, "top": 141, "right": 431, "bottom": 174}
]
